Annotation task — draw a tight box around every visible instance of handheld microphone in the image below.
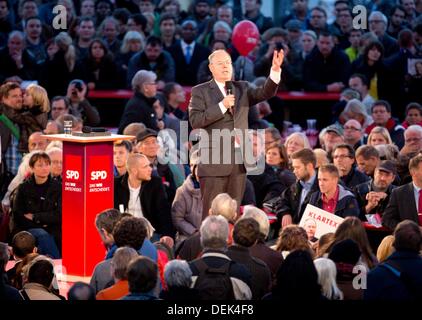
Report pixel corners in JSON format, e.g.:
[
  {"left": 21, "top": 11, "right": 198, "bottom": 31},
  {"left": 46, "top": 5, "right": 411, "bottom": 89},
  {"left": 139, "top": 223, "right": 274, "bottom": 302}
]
[
  {"left": 225, "top": 81, "right": 234, "bottom": 114},
  {"left": 225, "top": 81, "right": 233, "bottom": 96},
  {"left": 82, "top": 126, "right": 108, "bottom": 133}
]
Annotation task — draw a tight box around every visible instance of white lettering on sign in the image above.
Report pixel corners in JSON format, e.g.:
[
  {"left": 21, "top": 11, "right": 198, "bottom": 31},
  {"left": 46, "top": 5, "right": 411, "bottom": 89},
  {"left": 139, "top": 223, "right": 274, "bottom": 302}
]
[
  {"left": 91, "top": 170, "right": 107, "bottom": 180},
  {"left": 66, "top": 170, "right": 79, "bottom": 180}
]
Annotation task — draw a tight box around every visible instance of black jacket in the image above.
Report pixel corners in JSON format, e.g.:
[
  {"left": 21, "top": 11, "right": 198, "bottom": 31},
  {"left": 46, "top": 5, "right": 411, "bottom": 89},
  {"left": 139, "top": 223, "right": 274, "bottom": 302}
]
[
  {"left": 167, "top": 40, "right": 210, "bottom": 86},
  {"left": 227, "top": 245, "right": 271, "bottom": 300},
  {"left": 276, "top": 174, "right": 320, "bottom": 224},
  {"left": 117, "top": 91, "right": 158, "bottom": 133},
  {"left": 354, "top": 180, "right": 396, "bottom": 221},
  {"left": 247, "top": 164, "right": 286, "bottom": 208},
  {"left": 308, "top": 184, "right": 360, "bottom": 218},
  {"left": 303, "top": 47, "right": 351, "bottom": 92},
  {"left": 114, "top": 173, "right": 174, "bottom": 237},
  {"left": 382, "top": 182, "right": 419, "bottom": 230},
  {"left": 12, "top": 175, "right": 61, "bottom": 243},
  {"left": 340, "top": 166, "right": 370, "bottom": 190}
]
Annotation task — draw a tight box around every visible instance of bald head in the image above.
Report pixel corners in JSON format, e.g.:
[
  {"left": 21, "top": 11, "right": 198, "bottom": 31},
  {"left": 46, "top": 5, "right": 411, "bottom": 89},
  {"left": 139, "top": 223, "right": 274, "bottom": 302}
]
[
  {"left": 126, "top": 153, "right": 152, "bottom": 183},
  {"left": 343, "top": 119, "right": 363, "bottom": 146},
  {"left": 28, "top": 132, "right": 48, "bottom": 152}
]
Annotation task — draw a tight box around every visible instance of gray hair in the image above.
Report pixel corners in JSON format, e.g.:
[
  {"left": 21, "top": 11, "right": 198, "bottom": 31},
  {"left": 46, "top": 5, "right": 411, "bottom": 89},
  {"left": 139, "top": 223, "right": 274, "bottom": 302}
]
[
  {"left": 239, "top": 205, "right": 270, "bottom": 239},
  {"left": 302, "top": 30, "right": 317, "bottom": 41},
  {"left": 314, "top": 258, "right": 343, "bottom": 300},
  {"left": 164, "top": 260, "right": 192, "bottom": 287},
  {"left": 213, "top": 20, "right": 232, "bottom": 34},
  {"left": 200, "top": 215, "right": 229, "bottom": 250},
  {"left": 120, "top": 31, "right": 145, "bottom": 54},
  {"left": 405, "top": 125, "right": 422, "bottom": 138},
  {"left": 208, "top": 49, "right": 230, "bottom": 64},
  {"left": 46, "top": 146, "right": 62, "bottom": 156},
  {"left": 111, "top": 247, "right": 139, "bottom": 280},
  {"left": 210, "top": 193, "right": 237, "bottom": 222},
  {"left": 131, "top": 70, "right": 157, "bottom": 92},
  {"left": 344, "top": 98, "right": 368, "bottom": 117},
  {"left": 284, "top": 132, "right": 311, "bottom": 150},
  {"left": 369, "top": 11, "right": 388, "bottom": 25},
  {"left": 8, "top": 30, "right": 25, "bottom": 42}
]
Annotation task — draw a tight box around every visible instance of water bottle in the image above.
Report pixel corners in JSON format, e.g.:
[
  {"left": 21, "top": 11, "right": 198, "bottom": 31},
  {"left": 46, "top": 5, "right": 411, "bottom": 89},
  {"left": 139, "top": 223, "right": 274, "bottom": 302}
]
[{"left": 63, "top": 115, "right": 73, "bottom": 136}]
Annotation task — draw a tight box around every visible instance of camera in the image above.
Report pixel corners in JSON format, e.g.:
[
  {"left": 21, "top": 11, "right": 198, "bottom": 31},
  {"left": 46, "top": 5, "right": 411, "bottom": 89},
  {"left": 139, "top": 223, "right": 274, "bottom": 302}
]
[
  {"left": 71, "top": 79, "right": 84, "bottom": 92},
  {"left": 275, "top": 42, "right": 284, "bottom": 51}
]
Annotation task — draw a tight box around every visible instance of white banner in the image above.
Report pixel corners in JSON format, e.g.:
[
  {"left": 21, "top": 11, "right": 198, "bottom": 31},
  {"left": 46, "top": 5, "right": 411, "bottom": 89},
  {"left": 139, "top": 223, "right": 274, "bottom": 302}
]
[{"left": 299, "top": 204, "right": 345, "bottom": 239}]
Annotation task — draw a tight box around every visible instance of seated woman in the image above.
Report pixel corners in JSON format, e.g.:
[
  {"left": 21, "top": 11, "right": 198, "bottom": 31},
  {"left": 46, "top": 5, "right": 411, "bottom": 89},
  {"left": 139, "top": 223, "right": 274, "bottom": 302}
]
[
  {"left": 265, "top": 143, "right": 295, "bottom": 191},
  {"left": 11, "top": 152, "right": 62, "bottom": 259},
  {"left": 367, "top": 126, "right": 392, "bottom": 147},
  {"left": 77, "top": 38, "right": 120, "bottom": 90},
  {"left": 171, "top": 152, "right": 202, "bottom": 244}
]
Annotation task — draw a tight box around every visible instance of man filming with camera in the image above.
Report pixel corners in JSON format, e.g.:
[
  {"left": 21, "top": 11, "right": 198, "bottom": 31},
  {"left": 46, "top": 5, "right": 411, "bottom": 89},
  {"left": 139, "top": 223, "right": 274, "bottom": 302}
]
[{"left": 66, "top": 79, "right": 101, "bottom": 127}]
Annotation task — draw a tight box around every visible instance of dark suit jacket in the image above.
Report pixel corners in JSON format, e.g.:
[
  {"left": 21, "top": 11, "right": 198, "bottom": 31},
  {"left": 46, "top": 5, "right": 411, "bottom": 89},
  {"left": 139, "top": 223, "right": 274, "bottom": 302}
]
[
  {"left": 189, "top": 78, "right": 278, "bottom": 177},
  {"left": 114, "top": 173, "right": 175, "bottom": 237},
  {"left": 167, "top": 41, "right": 210, "bottom": 86},
  {"left": 382, "top": 182, "right": 419, "bottom": 230}
]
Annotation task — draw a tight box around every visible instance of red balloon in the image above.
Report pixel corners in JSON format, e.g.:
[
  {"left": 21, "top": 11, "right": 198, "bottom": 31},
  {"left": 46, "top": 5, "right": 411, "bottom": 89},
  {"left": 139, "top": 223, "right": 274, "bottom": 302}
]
[{"left": 231, "top": 20, "right": 260, "bottom": 56}]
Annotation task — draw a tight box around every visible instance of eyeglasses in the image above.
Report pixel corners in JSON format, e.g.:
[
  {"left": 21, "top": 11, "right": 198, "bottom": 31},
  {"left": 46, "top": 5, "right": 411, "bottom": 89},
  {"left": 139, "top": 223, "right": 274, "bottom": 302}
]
[
  {"left": 333, "top": 154, "right": 352, "bottom": 160},
  {"left": 343, "top": 126, "right": 361, "bottom": 131},
  {"left": 405, "top": 137, "right": 422, "bottom": 143}
]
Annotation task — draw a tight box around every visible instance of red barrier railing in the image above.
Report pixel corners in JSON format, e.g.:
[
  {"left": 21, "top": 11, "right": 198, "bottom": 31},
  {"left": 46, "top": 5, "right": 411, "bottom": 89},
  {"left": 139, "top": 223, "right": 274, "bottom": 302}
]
[{"left": 88, "top": 89, "right": 341, "bottom": 112}]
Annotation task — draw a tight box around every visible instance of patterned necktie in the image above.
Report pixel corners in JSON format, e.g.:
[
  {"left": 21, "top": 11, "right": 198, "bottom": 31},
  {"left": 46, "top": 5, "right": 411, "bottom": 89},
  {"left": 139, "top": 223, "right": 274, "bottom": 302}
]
[{"left": 185, "top": 45, "right": 192, "bottom": 64}]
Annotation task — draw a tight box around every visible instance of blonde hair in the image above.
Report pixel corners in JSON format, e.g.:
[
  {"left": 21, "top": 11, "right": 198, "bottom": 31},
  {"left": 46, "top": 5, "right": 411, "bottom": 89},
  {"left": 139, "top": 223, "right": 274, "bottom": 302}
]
[
  {"left": 313, "top": 148, "right": 329, "bottom": 168},
  {"left": 284, "top": 132, "right": 311, "bottom": 154},
  {"left": 368, "top": 126, "right": 393, "bottom": 146},
  {"left": 55, "top": 32, "right": 76, "bottom": 72},
  {"left": 376, "top": 235, "right": 395, "bottom": 262},
  {"left": 120, "top": 31, "right": 145, "bottom": 54},
  {"left": 25, "top": 84, "right": 50, "bottom": 112},
  {"left": 210, "top": 193, "right": 237, "bottom": 222}
]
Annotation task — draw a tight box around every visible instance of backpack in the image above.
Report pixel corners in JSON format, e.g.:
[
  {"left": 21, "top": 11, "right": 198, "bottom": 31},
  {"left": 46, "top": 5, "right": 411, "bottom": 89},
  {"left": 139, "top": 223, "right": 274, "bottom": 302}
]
[{"left": 192, "top": 258, "right": 235, "bottom": 300}]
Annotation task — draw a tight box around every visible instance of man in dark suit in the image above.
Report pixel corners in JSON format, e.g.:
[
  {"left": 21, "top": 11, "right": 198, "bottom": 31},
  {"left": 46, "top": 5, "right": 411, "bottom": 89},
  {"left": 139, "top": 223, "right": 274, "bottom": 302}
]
[
  {"left": 189, "top": 48, "right": 283, "bottom": 219},
  {"left": 114, "top": 153, "right": 175, "bottom": 240},
  {"left": 382, "top": 154, "right": 422, "bottom": 230},
  {"left": 167, "top": 19, "right": 210, "bottom": 86}
]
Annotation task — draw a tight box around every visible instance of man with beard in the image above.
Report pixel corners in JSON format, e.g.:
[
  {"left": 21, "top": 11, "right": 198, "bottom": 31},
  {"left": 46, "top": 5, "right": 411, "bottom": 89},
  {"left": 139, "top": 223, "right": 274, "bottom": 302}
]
[{"left": 355, "top": 160, "right": 397, "bottom": 222}]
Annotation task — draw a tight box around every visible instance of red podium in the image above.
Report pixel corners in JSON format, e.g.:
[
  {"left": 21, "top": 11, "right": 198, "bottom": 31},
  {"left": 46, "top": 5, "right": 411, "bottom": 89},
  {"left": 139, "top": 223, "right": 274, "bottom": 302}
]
[{"left": 45, "top": 134, "right": 134, "bottom": 281}]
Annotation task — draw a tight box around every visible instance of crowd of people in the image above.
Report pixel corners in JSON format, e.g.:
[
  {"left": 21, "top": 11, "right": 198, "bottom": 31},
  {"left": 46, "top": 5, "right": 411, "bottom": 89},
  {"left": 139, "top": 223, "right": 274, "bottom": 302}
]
[{"left": 0, "top": 0, "right": 422, "bottom": 301}]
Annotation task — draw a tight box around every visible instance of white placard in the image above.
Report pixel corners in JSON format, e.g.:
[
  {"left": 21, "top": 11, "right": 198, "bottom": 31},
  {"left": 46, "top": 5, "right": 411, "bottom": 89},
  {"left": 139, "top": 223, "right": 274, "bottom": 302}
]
[{"left": 299, "top": 204, "right": 345, "bottom": 239}]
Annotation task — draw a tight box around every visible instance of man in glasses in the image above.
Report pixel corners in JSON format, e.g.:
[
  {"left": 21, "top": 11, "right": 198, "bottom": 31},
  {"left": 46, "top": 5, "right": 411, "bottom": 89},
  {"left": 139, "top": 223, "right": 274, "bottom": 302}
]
[
  {"left": 332, "top": 143, "right": 370, "bottom": 190},
  {"left": 343, "top": 119, "right": 365, "bottom": 150}
]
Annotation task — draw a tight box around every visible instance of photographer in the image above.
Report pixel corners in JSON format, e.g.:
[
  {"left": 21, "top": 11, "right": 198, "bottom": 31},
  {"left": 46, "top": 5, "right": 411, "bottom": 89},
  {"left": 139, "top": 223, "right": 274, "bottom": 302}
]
[{"left": 66, "top": 79, "right": 100, "bottom": 127}]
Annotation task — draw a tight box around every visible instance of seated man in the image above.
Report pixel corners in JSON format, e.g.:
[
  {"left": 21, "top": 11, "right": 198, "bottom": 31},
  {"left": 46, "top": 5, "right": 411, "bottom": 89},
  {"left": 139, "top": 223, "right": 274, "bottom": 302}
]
[
  {"left": 365, "top": 220, "right": 422, "bottom": 300},
  {"left": 332, "top": 143, "right": 370, "bottom": 190},
  {"left": 277, "top": 149, "right": 320, "bottom": 227},
  {"left": 400, "top": 125, "right": 422, "bottom": 156},
  {"left": 308, "top": 164, "right": 360, "bottom": 218},
  {"left": 382, "top": 154, "right": 422, "bottom": 230},
  {"left": 188, "top": 215, "right": 252, "bottom": 300},
  {"left": 355, "top": 160, "right": 397, "bottom": 223},
  {"left": 365, "top": 100, "right": 405, "bottom": 149},
  {"left": 114, "top": 153, "right": 174, "bottom": 240}
]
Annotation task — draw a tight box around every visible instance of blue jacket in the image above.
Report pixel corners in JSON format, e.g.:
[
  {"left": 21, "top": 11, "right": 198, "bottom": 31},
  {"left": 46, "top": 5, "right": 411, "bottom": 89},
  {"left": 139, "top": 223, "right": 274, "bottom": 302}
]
[{"left": 364, "top": 251, "right": 422, "bottom": 300}]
